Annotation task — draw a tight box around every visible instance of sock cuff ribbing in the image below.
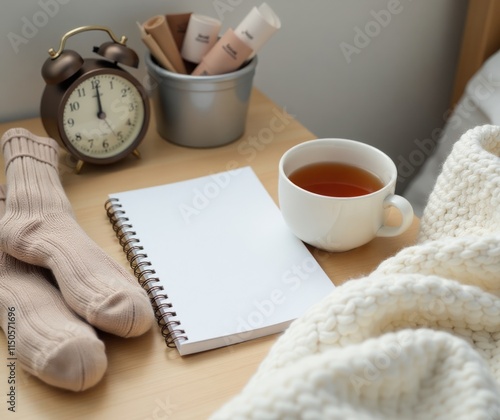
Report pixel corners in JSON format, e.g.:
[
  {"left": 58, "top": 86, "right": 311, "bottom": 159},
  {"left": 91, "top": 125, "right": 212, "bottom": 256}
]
[
  {"left": 0, "top": 185, "right": 5, "bottom": 207},
  {"left": 1, "top": 128, "right": 59, "bottom": 171}
]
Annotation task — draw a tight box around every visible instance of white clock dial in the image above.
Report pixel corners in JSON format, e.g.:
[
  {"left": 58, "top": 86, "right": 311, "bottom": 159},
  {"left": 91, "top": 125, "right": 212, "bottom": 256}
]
[{"left": 62, "top": 73, "right": 146, "bottom": 159}]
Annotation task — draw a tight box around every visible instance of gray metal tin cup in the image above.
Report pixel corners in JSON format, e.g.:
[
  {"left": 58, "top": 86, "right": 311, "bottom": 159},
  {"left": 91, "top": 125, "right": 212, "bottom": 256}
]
[{"left": 145, "top": 54, "right": 257, "bottom": 148}]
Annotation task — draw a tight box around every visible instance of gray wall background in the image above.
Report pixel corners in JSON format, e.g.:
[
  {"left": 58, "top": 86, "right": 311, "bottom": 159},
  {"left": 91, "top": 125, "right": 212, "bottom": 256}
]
[{"left": 0, "top": 0, "right": 468, "bottom": 190}]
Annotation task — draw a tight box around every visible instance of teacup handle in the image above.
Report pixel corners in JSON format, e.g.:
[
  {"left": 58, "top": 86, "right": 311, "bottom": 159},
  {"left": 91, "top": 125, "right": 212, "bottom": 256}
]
[{"left": 376, "top": 194, "right": 414, "bottom": 237}]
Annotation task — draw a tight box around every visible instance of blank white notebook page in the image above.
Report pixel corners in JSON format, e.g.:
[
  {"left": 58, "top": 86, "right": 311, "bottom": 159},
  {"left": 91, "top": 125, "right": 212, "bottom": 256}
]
[{"left": 109, "top": 166, "right": 334, "bottom": 355}]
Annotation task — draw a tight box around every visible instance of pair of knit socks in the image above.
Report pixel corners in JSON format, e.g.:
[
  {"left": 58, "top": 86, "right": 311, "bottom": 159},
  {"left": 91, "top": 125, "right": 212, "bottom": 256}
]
[{"left": 0, "top": 128, "right": 154, "bottom": 391}]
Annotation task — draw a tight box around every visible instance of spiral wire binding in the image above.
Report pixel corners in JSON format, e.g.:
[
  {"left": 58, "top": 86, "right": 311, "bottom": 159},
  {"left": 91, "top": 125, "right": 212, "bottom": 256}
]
[{"left": 104, "top": 198, "right": 188, "bottom": 348}]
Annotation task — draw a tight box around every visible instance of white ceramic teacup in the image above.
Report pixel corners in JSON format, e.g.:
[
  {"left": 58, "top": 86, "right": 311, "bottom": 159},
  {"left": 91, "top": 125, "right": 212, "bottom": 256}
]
[{"left": 278, "top": 138, "right": 414, "bottom": 252}]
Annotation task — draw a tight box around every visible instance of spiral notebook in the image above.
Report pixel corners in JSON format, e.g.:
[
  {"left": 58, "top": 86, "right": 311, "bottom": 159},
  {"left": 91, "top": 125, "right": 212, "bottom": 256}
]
[{"left": 105, "top": 167, "right": 334, "bottom": 355}]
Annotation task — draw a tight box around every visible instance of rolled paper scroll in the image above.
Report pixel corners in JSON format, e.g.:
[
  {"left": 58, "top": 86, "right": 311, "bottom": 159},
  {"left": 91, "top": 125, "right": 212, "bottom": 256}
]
[
  {"left": 181, "top": 14, "right": 221, "bottom": 64},
  {"left": 192, "top": 3, "right": 280, "bottom": 75},
  {"left": 234, "top": 3, "right": 281, "bottom": 58},
  {"left": 137, "top": 21, "right": 177, "bottom": 73},
  {"left": 166, "top": 13, "right": 192, "bottom": 52},
  {"left": 143, "top": 15, "right": 187, "bottom": 74},
  {"left": 191, "top": 28, "right": 253, "bottom": 76}
]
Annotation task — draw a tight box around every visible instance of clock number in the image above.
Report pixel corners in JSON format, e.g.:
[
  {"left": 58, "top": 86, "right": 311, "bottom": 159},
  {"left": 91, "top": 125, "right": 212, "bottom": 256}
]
[
  {"left": 59, "top": 74, "right": 146, "bottom": 160},
  {"left": 69, "top": 102, "right": 80, "bottom": 112}
]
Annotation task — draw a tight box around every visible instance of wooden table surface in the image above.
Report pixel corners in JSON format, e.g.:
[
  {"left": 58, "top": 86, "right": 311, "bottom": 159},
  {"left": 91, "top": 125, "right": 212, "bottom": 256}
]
[{"left": 0, "top": 89, "right": 418, "bottom": 419}]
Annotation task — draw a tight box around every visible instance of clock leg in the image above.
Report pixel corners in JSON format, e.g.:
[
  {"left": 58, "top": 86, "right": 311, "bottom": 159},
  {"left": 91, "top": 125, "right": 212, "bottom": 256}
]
[{"left": 75, "top": 160, "right": 85, "bottom": 174}]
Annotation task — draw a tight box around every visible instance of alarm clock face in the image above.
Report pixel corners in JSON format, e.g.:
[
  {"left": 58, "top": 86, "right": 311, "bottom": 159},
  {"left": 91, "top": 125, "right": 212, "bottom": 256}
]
[{"left": 61, "top": 70, "right": 147, "bottom": 161}]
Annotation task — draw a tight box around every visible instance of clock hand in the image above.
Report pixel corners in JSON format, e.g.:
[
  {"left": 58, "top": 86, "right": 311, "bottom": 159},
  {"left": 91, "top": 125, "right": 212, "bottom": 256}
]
[
  {"left": 103, "top": 119, "right": 117, "bottom": 137},
  {"left": 94, "top": 85, "right": 118, "bottom": 139},
  {"left": 94, "top": 85, "right": 106, "bottom": 120}
]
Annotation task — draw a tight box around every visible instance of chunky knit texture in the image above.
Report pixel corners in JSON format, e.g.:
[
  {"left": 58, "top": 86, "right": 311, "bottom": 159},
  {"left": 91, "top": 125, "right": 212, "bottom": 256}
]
[{"left": 211, "top": 125, "right": 500, "bottom": 419}]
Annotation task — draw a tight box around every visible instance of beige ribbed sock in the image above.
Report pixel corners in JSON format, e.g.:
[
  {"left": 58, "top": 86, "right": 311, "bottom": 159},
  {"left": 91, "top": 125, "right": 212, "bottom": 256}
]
[
  {"left": 0, "top": 128, "right": 154, "bottom": 338},
  {"left": 0, "top": 185, "right": 107, "bottom": 391}
]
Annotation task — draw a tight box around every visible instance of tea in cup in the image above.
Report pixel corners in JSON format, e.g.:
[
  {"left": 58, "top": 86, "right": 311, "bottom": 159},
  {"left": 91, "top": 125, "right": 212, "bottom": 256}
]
[{"left": 278, "top": 138, "right": 414, "bottom": 252}]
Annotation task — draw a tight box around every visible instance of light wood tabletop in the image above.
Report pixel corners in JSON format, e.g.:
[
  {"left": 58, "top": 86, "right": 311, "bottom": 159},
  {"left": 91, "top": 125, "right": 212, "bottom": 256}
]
[{"left": 0, "top": 89, "right": 418, "bottom": 419}]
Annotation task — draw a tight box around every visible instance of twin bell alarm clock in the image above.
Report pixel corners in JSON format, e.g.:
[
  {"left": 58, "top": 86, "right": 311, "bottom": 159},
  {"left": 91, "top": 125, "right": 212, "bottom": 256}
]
[{"left": 40, "top": 25, "right": 150, "bottom": 173}]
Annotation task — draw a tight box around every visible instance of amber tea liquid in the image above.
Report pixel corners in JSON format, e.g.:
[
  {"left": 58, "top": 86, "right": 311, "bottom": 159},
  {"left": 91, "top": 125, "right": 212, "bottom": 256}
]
[{"left": 288, "top": 162, "right": 384, "bottom": 197}]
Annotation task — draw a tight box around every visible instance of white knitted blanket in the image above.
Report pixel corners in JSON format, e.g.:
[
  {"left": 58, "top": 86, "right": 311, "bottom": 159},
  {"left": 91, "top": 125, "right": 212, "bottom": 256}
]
[{"left": 211, "top": 125, "right": 500, "bottom": 420}]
